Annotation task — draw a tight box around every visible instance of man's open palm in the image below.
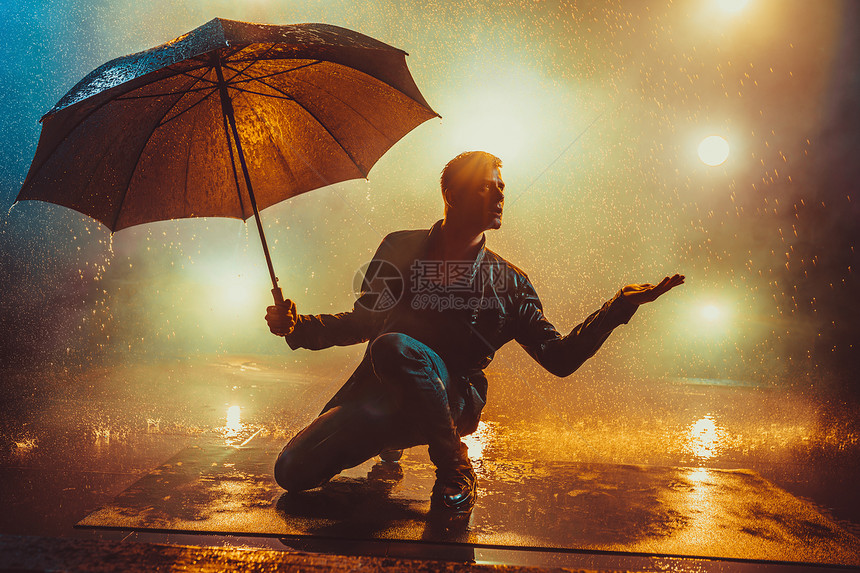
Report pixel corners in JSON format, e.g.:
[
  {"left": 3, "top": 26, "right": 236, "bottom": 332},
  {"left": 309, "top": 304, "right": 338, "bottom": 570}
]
[{"left": 621, "top": 274, "right": 685, "bottom": 306}]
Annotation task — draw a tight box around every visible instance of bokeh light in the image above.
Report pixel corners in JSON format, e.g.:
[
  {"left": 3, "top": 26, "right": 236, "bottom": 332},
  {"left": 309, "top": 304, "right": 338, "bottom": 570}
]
[
  {"left": 717, "top": 0, "right": 750, "bottom": 13},
  {"left": 462, "top": 420, "right": 493, "bottom": 461},
  {"left": 698, "top": 135, "right": 730, "bottom": 166},
  {"left": 431, "top": 64, "right": 579, "bottom": 168},
  {"left": 219, "top": 274, "right": 254, "bottom": 309},
  {"left": 1, "top": 0, "right": 852, "bottom": 390},
  {"left": 0, "top": 3, "right": 858, "bottom": 524},
  {"left": 226, "top": 405, "right": 242, "bottom": 435},
  {"left": 701, "top": 304, "right": 722, "bottom": 322},
  {"left": 685, "top": 415, "right": 727, "bottom": 461},
  {"left": 442, "top": 87, "right": 530, "bottom": 162}
]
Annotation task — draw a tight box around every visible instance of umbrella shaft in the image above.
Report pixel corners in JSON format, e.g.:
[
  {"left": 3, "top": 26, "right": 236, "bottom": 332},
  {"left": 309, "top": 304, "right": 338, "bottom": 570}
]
[{"left": 214, "top": 58, "right": 284, "bottom": 305}]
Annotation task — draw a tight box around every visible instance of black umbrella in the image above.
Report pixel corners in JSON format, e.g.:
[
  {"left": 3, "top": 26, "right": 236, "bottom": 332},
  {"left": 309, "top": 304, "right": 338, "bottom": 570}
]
[{"left": 17, "top": 17, "right": 438, "bottom": 303}]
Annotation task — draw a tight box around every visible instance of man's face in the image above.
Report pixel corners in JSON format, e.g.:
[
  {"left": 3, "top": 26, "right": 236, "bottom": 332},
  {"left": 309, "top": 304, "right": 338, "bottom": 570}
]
[{"left": 450, "top": 165, "right": 506, "bottom": 231}]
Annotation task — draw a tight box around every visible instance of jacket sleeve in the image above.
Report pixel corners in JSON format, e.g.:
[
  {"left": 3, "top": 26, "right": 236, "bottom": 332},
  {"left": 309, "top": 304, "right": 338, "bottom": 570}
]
[
  {"left": 283, "top": 236, "right": 395, "bottom": 351},
  {"left": 513, "top": 276, "right": 638, "bottom": 377}
]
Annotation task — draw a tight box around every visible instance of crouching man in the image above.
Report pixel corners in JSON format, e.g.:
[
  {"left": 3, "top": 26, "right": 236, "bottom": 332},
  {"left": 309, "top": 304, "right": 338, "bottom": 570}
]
[{"left": 266, "top": 151, "right": 684, "bottom": 512}]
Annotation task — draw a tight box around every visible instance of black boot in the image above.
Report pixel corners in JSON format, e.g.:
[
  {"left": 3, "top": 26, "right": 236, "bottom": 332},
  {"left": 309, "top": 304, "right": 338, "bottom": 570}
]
[
  {"left": 379, "top": 448, "right": 403, "bottom": 462},
  {"left": 430, "top": 441, "right": 476, "bottom": 512}
]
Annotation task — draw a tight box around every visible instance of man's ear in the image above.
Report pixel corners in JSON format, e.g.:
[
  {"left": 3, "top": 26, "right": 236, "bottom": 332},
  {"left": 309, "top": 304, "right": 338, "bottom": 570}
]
[{"left": 443, "top": 186, "right": 459, "bottom": 209}]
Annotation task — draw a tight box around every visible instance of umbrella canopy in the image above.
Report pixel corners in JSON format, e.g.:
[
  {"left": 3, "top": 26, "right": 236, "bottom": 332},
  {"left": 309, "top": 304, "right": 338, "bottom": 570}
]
[
  {"left": 19, "top": 17, "right": 437, "bottom": 229},
  {"left": 17, "top": 18, "right": 438, "bottom": 301}
]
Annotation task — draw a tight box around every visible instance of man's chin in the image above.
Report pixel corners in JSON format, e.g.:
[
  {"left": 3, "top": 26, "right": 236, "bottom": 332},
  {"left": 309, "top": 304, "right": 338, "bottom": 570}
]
[{"left": 488, "top": 217, "right": 502, "bottom": 230}]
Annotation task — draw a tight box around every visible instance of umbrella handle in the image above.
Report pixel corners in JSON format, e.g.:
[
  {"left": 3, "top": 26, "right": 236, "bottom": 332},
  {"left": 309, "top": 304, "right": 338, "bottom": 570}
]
[{"left": 272, "top": 287, "right": 285, "bottom": 305}]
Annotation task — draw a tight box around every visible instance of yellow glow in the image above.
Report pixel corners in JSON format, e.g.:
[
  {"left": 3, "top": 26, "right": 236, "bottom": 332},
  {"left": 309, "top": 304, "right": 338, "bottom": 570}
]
[
  {"left": 13, "top": 437, "right": 37, "bottom": 452},
  {"left": 462, "top": 420, "right": 493, "bottom": 461},
  {"left": 686, "top": 415, "right": 725, "bottom": 460},
  {"left": 196, "top": 252, "right": 271, "bottom": 335},
  {"left": 445, "top": 92, "right": 528, "bottom": 161},
  {"left": 688, "top": 466, "right": 711, "bottom": 483},
  {"left": 717, "top": 0, "right": 749, "bottom": 13},
  {"left": 436, "top": 67, "right": 566, "bottom": 165},
  {"left": 698, "top": 135, "right": 730, "bottom": 166},
  {"left": 226, "top": 405, "right": 242, "bottom": 434},
  {"left": 701, "top": 304, "right": 721, "bottom": 321},
  {"left": 218, "top": 273, "right": 255, "bottom": 311}
]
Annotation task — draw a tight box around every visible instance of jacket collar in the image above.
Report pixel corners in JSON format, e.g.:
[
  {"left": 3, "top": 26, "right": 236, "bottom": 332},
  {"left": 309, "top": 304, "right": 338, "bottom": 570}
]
[{"left": 423, "top": 218, "right": 487, "bottom": 285}]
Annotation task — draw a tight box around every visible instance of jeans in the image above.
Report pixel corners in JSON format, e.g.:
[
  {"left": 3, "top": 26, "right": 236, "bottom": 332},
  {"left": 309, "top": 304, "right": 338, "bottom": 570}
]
[{"left": 274, "top": 332, "right": 466, "bottom": 492}]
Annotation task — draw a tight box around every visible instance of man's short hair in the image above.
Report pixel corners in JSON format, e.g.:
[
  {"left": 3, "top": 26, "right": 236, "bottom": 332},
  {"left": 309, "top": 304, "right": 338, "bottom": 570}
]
[{"left": 440, "top": 151, "right": 502, "bottom": 204}]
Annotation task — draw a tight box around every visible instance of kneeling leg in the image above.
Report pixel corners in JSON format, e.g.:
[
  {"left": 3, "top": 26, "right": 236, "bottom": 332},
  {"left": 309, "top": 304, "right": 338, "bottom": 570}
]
[{"left": 274, "top": 402, "right": 405, "bottom": 492}]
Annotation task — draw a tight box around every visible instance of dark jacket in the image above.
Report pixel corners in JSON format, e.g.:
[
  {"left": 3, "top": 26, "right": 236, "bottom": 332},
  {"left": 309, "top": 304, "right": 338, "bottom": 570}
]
[{"left": 285, "top": 219, "right": 638, "bottom": 435}]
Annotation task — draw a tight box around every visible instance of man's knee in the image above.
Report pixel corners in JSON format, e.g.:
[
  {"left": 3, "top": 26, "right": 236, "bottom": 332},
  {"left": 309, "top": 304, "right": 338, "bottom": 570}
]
[
  {"left": 370, "top": 332, "right": 423, "bottom": 375},
  {"left": 274, "top": 445, "right": 322, "bottom": 492},
  {"left": 274, "top": 405, "right": 384, "bottom": 492}
]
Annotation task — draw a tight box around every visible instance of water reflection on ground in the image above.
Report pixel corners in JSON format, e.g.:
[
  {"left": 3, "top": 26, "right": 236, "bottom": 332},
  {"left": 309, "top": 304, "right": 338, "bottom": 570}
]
[
  {"left": 0, "top": 354, "right": 858, "bottom": 541},
  {"left": 76, "top": 440, "right": 860, "bottom": 564}
]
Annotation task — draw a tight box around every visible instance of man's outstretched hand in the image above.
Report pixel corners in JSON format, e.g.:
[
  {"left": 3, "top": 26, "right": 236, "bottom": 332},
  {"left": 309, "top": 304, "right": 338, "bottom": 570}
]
[
  {"left": 621, "top": 274, "right": 685, "bottom": 306},
  {"left": 266, "top": 299, "right": 297, "bottom": 337}
]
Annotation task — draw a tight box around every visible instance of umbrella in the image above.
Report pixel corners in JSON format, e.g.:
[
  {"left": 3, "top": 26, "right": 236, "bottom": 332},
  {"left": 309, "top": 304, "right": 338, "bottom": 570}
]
[{"left": 16, "top": 17, "right": 438, "bottom": 303}]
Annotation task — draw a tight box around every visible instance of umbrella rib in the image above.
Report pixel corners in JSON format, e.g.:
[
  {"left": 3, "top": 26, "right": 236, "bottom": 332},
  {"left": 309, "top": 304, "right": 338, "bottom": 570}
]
[
  {"left": 226, "top": 63, "right": 395, "bottom": 147},
  {"left": 161, "top": 46, "right": 255, "bottom": 92},
  {"left": 226, "top": 61, "right": 322, "bottom": 86},
  {"left": 180, "top": 46, "right": 245, "bottom": 84},
  {"left": 27, "top": 71, "right": 209, "bottom": 188},
  {"left": 235, "top": 93, "right": 305, "bottom": 191},
  {"left": 111, "top": 75, "right": 212, "bottom": 230},
  {"left": 224, "top": 44, "right": 278, "bottom": 81},
  {"left": 285, "top": 75, "right": 396, "bottom": 145},
  {"left": 154, "top": 70, "right": 215, "bottom": 127},
  {"left": 181, "top": 87, "right": 207, "bottom": 214},
  {"left": 226, "top": 86, "right": 294, "bottom": 100},
  {"left": 240, "top": 80, "right": 368, "bottom": 178},
  {"left": 158, "top": 87, "right": 219, "bottom": 128},
  {"left": 176, "top": 69, "right": 218, "bottom": 86},
  {"left": 223, "top": 65, "right": 370, "bottom": 176},
  {"left": 115, "top": 86, "right": 214, "bottom": 100}
]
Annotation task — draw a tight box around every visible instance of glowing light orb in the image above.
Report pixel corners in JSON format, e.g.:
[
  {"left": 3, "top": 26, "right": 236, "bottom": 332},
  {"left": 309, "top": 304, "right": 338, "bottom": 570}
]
[
  {"left": 437, "top": 67, "right": 561, "bottom": 165},
  {"left": 701, "top": 304, "right": 722, "bottom": 321},
  {"left": 717, "top": 0, "right": 749, "bottom": 12},
  {"left": 698, "top": 135, "right": 730, "bottom": 166},
  {"left": 687, "top": 415, "right": 723, "bottom": 459},
  {"left": 226, "top": 405, "right": 241, "bottom": 434},
  {"left": 461, "top": 420, "right": 493, "bottom": 461},
  {"left": 220, "top": 274, "right": 251, "bottom": 308},
  {"left": 445, "top": 91, "right": 528, "bottom": 161}
]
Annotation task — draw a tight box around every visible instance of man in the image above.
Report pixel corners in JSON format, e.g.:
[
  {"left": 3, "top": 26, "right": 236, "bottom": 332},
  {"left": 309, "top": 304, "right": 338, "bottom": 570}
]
[{"left": 266, "top": 151, "right": 684, "bottom": 513}]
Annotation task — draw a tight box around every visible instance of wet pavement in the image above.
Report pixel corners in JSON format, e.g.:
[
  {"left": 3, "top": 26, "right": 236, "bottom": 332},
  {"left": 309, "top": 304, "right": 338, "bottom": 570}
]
[
  {"left": 76, "top": 441, "right": 860, "bottom": 564},
  {"left": 0, "top": 534, "right": 597, "bottom": 573},
  {"left": 1, "top": 354, "right": 859, "bottom": 569}
]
